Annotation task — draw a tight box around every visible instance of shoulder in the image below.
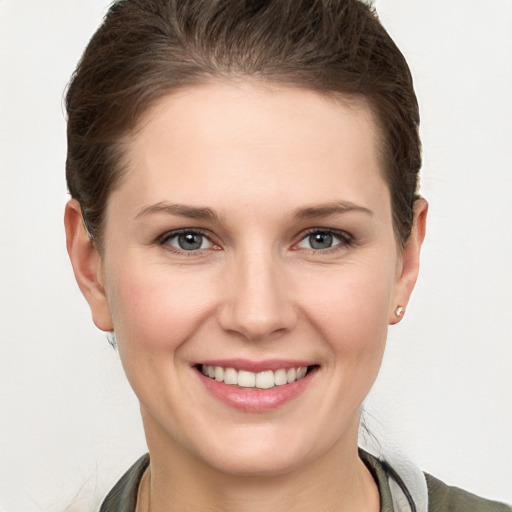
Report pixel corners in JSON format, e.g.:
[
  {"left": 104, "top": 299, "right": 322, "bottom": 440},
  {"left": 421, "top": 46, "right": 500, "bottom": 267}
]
[
  {"left": 99, "top": 454, "right": 150, "bottom": 512},
  {"left": 426, "top": 473, "right": 510, "bottom": 512},
  {"left": 359, "top": 448, "right": 510, "bottom": 512}
]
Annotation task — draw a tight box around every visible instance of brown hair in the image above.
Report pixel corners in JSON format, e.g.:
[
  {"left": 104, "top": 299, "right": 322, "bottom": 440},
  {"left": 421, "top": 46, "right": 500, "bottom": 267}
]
[{"left": 66, "top": 0, "right": 421, "bottom": 247}]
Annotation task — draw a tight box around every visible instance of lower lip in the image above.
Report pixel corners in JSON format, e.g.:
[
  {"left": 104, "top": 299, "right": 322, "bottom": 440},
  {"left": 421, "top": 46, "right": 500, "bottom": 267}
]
[{"left": 197, "top": 368, "right": 316, "bottom": 412}]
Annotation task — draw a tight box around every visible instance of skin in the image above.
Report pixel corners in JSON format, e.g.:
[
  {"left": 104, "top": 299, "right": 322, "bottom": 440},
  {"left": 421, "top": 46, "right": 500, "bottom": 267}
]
[{"left": 65, "top": 82, "right": 427, "bottom": 512}]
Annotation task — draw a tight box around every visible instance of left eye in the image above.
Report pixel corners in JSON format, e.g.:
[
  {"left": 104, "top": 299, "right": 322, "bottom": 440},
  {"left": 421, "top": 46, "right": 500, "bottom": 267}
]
[
  {"left": 297, "top": 231, "right": 349, "bottom": 250},
  {"left": 163, "top": 231, "right": 213, "bottom": 251}
]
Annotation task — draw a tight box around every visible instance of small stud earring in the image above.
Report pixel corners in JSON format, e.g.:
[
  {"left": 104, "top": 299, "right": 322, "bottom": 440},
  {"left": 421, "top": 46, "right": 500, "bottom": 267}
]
[{"left": 395, "top": 305, "right": 405, "bottom": 318}]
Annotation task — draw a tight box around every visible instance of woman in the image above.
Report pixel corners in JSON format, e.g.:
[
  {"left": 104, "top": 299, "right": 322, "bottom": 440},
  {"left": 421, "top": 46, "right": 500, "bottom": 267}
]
[{"left": 63, "top": 0, "right": 509, "bottom": 511}]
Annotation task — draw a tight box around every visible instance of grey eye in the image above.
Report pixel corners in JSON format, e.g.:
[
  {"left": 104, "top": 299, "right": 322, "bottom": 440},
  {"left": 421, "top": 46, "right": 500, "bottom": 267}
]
[
  {"left": 296, "top": 230, "right": 350, "bottom": 251},
  {"left": 178, "top": 233, "right": 203, "bottom": 250},
  {"left": 166, "top": 232, "right": 213, "bottom": 251},
  {"left": 308, "top": 232, "right": 334, "bottom": 250}
]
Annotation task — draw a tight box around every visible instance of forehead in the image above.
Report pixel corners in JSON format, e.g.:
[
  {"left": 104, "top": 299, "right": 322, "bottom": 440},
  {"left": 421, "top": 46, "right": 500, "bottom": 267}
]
[{"left": 113, "top": 81, "right": 389, "bottom": 218}]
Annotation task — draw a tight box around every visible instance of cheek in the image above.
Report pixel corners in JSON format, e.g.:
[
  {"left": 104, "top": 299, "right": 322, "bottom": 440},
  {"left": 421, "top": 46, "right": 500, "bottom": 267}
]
[
  {"left": 298, "top": 258, "right": 395, "bottom": 357},
  {"left": 106, "top": 261, "right": 217, "bottom": 354}
]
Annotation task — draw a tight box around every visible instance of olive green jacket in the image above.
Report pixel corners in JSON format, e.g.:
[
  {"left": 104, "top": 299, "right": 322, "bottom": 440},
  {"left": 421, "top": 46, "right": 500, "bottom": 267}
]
[{"left": 100, "top": 452, "right": 510, "bottom": 512}]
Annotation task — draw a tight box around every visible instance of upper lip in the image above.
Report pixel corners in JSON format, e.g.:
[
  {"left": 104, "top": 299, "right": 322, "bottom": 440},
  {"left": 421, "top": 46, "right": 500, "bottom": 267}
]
[{"left": 195, "top": 358, "right": 315, "bottom": 373}]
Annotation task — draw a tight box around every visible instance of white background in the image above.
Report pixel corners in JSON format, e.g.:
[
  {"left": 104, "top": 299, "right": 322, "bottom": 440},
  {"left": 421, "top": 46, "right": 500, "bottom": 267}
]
[{"left": 1, "top": 0, "right": 511, "bottom": 510}]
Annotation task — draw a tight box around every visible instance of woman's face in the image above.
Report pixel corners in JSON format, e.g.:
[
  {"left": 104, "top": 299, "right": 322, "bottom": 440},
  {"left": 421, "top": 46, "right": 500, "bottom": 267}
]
[{"left": 69, "top": 82, "right": 424, "bottom": 476}]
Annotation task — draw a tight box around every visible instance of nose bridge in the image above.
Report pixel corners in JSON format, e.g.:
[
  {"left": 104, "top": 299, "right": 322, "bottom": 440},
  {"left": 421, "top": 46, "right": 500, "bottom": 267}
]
[{"left": 218, "top": 245, "right": 296, "bottom": 340}]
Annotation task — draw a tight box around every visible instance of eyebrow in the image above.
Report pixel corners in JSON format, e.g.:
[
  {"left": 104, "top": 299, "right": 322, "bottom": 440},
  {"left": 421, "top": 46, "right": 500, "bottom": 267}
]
[
  {"left": 135, "top": 202, "right": 219, "bottom": 221},
  {"left": 293, "top": 201, "right": 374, "bottom": 220},
  {"left": 135, "top": 200, "right": 373, "bottom": 222}
]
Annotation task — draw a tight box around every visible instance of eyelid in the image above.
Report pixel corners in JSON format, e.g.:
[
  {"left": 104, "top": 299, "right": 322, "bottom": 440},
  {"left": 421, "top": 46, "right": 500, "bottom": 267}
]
[
  {"left": 156, "top": 227, "right": 353, "bottom": 253},
  {"left": 294, "top": 228, "right": 353, "bottom": 250},
  {"left": 158, "top": 228, "right": 219, "bottom": 252}
]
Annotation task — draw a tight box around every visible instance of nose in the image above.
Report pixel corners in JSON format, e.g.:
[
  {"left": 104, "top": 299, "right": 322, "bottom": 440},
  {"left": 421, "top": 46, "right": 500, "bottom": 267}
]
[{"left": 217, "top": 250, "right": 297, "bottom": 341}]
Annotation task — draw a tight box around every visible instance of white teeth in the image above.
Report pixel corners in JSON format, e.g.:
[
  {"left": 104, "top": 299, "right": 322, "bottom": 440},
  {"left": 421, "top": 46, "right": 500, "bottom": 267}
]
[
  {"left": 286, "top": 368, "right": 296, "bottom": 383},
  {"left": 200, "top": 365, "right": 310, "bottom": 388},
  {"left": 274, "top": 368, "right": 288, "bottom": 386},
  {"left": 255, "top": 371, "right": 274, "bottom": 389},
  {"left": 224, "top": 367, "right": 238, "bottom": 385},
  {"left": 238, "top": 370, "right": 256, "bottom": 388},
  {"left": 296, "top": 367, "right": 307, "bottom": 379},
  {"left": 214, "top": 366, "right": 224, "bottom": 382}
]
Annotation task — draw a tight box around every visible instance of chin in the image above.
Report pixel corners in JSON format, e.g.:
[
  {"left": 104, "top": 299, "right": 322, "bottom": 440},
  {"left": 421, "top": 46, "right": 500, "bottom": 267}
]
[
  {"left": 206, "top": 447, "right": 308, "bottom": 478},
  {"left": 189, "top": 424, "right": 327, "bottom": 478}
]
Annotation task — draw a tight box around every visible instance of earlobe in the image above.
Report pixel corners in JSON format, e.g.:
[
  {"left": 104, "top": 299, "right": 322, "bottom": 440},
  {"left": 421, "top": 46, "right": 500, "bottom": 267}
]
[
  {"left": 389, "top": 198, "right": 428, "bottom": 325},
  {"left": 64, "top": 199, "right": 113, "bottom": 331}
]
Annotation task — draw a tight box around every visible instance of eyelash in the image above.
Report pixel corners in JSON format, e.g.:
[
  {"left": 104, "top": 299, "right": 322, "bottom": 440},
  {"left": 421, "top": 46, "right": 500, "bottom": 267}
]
[
  {"left": 158, "top": 229, "right": 217, "bottom": 255},
  {"left": 294, "top": 228, "right": 354, "bottom": 253},
  {"left": 158, "top": 228, "right": 354, "bottom": 254}
]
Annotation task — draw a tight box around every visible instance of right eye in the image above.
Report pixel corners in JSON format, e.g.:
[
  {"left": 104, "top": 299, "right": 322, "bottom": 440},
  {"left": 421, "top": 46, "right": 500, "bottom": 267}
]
[
  {"left": 295, "top": 229, "right": 352, "bottom": 252},
  {"left": 161, "top": 230, "right": 214, "bottom": 252}
]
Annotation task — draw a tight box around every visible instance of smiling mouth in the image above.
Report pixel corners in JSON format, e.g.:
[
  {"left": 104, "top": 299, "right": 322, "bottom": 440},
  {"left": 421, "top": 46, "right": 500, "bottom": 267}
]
[{"left": 198, "top": 364, "right": 317, "bottom": 389}]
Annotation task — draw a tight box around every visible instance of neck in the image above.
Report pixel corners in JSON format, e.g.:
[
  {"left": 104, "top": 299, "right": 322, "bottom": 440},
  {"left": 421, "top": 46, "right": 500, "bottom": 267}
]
[{"left": 140, "top": 415, "right": 380, "bottom": 512}]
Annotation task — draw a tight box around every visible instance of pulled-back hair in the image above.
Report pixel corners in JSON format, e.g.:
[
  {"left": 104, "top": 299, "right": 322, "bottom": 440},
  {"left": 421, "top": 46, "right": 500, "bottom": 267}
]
[{"left": 66, "top": 0, "right": 421, "bottom": 246}]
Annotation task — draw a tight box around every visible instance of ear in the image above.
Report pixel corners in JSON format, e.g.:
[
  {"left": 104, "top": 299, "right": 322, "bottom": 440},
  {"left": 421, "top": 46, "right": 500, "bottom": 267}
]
[
  {"left": 389, "top": 198, "right": 428, "bottom": 324},
  {"left": 64, "top": 199, "right": 113, "bottom": 331}
]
